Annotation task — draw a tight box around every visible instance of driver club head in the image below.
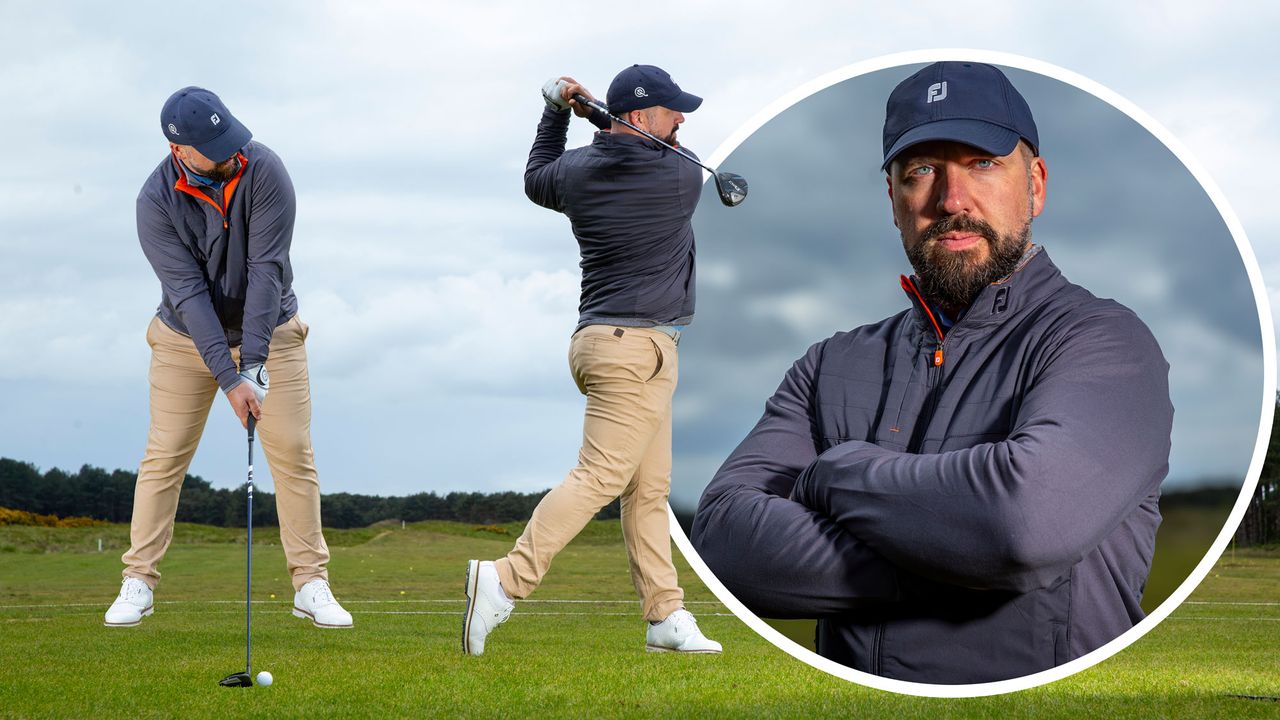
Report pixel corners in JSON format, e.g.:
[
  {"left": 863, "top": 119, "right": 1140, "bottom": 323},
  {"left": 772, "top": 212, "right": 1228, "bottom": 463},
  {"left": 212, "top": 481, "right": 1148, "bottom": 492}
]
[
  {"left": 219, "top": 672, "right": 253, "bottom": 688},
  {"left": 714, "top": 172, "right": 748, "bottom": 207}
]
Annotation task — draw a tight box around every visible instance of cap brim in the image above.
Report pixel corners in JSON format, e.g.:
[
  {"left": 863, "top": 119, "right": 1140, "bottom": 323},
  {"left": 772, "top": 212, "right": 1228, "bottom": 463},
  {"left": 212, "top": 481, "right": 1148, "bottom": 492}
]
[
  {"left": 194, "top": 120, "right": 253, "bottom": 163},
  {"left": 881, "top": 119, "right": 1020, "bottom": 171},
  {"left": 664, "top": 91, "right": 702, "bottom": 113}
]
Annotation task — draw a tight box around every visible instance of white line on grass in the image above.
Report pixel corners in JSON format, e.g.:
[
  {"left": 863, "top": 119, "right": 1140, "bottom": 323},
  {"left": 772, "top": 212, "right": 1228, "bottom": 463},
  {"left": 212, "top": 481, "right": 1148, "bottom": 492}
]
[
  {"left": 1183, "top": 601, "right": 1280, "bottom": 606},
  {"left": 0, "top": 599, "right": 725, "bottom": 609},
  {"left": 1165, "top": 617, "right": 1280, "bottom": 621}
]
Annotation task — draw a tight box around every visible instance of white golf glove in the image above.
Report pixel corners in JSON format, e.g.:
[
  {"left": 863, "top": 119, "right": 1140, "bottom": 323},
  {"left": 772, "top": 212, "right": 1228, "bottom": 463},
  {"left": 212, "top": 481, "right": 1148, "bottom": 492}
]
[
  {"left": 237, "top": 363, "right": 269, "bottom": 404},
  {"left": 541, "top": 77, "right": 570, "bottom": 111}
]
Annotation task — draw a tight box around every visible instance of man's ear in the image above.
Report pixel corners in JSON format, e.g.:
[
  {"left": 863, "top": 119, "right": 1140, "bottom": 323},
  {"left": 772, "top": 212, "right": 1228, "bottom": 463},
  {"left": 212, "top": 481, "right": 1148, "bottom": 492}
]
[
  {"left": 886, "top": 173, "right": 899, "bottom": 229},
  {"left": 1030, "top": 154, "right": 1047, "bottom": 218}
]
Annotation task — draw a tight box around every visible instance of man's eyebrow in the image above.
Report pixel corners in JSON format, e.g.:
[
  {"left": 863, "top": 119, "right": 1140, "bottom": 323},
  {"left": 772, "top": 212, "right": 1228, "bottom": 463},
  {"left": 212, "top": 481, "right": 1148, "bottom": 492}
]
[{"left": 898, "top": 153, "right": 943, "bottom": 165}]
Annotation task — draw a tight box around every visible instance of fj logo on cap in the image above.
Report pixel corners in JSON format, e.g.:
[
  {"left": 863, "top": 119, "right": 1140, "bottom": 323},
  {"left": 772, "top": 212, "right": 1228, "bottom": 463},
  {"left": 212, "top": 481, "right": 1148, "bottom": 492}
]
[
  {"left": 927, "top": 81, "right": 948, "bottom": 103},
  {"left": 634, "top": 87, "right": 647, "bottom": 98},
  {"left": 210, "top": 113, "right": 221, "bottom": 125},
  {"left": 167, "top": 123, "right": 178, "bottom": 135}
]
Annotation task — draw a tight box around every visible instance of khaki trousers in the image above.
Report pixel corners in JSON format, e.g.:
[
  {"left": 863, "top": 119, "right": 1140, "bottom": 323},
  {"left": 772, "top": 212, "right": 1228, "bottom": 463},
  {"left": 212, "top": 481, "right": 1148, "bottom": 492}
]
[
  {"left": 496, "top": 325, "right": 685, "bottom": 622},
  {"left": 122, "top": 315, "right": 330, "bottom": 592}
]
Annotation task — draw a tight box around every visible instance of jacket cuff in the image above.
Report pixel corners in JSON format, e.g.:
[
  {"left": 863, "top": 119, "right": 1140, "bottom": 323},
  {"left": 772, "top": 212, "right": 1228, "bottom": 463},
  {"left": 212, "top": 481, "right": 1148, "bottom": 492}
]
[{"left": 216, "top": 365, "right": 242, "bottom": 394}]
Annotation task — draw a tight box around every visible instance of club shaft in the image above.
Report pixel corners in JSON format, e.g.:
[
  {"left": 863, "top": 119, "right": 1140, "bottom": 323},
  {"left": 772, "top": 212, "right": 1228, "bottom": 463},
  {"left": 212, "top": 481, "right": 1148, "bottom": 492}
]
[
  {"left": 574, "top": 95, "right": 718, "bottom": 176},
  {"left": 246, "top": 417, "right": 255, "bottom": 676}
]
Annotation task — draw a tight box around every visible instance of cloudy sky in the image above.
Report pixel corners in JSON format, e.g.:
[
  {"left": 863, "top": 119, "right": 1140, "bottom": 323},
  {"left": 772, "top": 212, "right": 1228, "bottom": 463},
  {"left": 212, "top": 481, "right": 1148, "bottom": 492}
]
[{"left": 1, "top": 3, "right": 1275, "bottom": 508}]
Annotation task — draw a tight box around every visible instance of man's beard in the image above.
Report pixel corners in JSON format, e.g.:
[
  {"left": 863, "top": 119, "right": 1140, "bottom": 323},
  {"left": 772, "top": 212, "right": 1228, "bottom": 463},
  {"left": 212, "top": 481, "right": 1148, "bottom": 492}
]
[
  {"left": 203, "top": 157, "right": 241, "bottom": 183},
  {"left": 904, "top": 214, "right": 1031, "bottom": 310}
]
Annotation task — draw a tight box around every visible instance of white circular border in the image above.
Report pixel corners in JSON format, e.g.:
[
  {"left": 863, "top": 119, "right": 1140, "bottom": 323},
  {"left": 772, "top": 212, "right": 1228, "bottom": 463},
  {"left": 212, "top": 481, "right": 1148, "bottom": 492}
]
[{"left": 668, "top": 48, "right": 1277, "bottom": 698}]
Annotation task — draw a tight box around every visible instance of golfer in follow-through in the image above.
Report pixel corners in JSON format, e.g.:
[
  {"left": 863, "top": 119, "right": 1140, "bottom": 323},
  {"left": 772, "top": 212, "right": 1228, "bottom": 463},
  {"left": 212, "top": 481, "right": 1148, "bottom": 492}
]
[
  {"left": 104, "top": 87, "right": 352, "bottom": 630},
  {"left": 462, "top": 65, "right": 721, "bottom": 656}
]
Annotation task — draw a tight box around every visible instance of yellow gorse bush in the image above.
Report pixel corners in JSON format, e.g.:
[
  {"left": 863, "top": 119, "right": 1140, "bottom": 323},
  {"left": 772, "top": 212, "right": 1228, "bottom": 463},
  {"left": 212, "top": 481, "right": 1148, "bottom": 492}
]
[{"left": 0, "top": 507, "right": 106, "bottom": 528}]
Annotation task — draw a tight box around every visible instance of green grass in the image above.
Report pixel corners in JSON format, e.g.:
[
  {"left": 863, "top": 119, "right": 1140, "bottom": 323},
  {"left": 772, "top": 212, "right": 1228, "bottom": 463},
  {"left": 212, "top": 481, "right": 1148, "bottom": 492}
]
[{"left": 0, "top": 521, "right": 1277, "bottom": 718}]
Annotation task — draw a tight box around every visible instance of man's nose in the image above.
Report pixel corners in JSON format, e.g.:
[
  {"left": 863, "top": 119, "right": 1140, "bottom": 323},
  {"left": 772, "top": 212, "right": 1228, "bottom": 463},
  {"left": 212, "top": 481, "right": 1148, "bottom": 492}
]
[{"left": 935, "top": 165, "right": 974, "bottom": 216}]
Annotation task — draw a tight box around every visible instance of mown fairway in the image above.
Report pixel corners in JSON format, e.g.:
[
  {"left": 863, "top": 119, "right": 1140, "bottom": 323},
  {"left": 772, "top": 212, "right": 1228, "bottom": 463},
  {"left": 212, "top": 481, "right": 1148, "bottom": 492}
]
[{"left": 0, "top": 521, "right": 1277, "bottom": 718}]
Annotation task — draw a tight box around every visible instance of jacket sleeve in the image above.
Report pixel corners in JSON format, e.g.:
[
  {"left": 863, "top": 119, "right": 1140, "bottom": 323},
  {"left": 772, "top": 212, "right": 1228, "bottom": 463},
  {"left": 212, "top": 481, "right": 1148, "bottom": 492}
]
[
  {"left": 790, "top": 308, "right": 1173, "bottom": 593},
  {"left": 136, "top": 192, "right": 240, "bottom": 392},
  {"left": 523, "top": 107, "right": 572, "bottom": 211},
  {"left": 586, "top": 105, "right": 611, "bottom": 131},
  {"left": 691, "top": 339, "right": 902, "bottom": 618},
  {"left": 238, "top": 154, "right": 296, "bottom": 369}
]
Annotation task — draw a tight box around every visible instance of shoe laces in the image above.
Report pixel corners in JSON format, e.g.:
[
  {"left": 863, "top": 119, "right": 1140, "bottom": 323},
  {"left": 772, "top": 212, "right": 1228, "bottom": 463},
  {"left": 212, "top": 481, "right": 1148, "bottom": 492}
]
[
  {"left": 668, "top": 608, "right": 697, "bottom": 633},
  {"left": 494, "top": 603, "right": 513, "bottom": 623},
  {"left": 120, "top": 578, "right": 148, "bottom": 601},
  {"left": 308, "top": 579, "right": 336, "bottom": 606}
]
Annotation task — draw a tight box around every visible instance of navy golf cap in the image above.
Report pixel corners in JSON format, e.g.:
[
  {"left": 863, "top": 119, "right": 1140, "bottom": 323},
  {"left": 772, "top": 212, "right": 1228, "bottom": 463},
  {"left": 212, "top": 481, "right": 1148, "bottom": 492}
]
[
  {"left": 160, "top": 87, "right": 252, "bottom": 162},
  {"left": 606, "top": 65, "right": 702, "bottom": 115},
  {"left": 882, "top": 62, "right": 1038, "bottom": 171}
]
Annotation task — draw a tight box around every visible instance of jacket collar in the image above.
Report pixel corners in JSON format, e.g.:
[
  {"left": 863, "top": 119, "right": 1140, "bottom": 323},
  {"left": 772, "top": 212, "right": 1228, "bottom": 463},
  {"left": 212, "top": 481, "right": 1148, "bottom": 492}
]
[{"left": 901, "top": 245, "right": 1067, "bottom": 341}]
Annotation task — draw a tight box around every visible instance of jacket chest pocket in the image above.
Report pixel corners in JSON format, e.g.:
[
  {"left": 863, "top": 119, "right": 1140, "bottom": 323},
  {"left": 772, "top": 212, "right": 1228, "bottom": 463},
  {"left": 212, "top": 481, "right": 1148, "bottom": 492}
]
[
  {"left": 927, "top": 378, "right": 1019, "bottom": 452},
  {"left": 816, "top": 373, "right": 895, "bottom": 451}
]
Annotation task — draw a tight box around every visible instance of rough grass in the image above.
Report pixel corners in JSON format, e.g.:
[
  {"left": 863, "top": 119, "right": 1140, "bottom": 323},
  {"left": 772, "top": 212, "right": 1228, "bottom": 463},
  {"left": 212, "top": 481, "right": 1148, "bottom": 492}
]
[{"left": 0, "top": 521, "right": 1277, "bottom": 718}]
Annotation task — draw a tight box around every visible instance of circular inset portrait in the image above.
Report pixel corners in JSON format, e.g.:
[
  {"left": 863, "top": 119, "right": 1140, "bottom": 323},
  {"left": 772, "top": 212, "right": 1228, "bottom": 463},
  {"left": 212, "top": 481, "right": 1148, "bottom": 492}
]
[{"left": 669, "top": 53, "right": 1272, "bottom": 695}]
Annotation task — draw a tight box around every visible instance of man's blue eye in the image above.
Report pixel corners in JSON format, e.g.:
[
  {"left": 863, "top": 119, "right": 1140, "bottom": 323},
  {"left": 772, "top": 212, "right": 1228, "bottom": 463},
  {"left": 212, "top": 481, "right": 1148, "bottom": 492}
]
[
  {"left": 976, "top": 159, "right": 995, "bottom": 168},
  {"left": 910, "top": 166, "right": 933, "bottom": 176}
]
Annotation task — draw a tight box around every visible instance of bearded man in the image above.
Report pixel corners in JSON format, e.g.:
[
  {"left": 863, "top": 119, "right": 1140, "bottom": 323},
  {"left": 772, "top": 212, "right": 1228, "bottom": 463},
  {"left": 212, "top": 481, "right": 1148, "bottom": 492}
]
[{"left": 690, "top": 62, "right": 1173, "bottom": 684}]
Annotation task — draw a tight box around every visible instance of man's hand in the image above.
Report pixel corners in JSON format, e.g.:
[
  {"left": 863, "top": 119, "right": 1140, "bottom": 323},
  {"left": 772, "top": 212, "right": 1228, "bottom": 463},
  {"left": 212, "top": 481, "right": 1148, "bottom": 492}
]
[
  {"left": 557, "top": 76, "right": 596, "bottom": 119},
  {"left": 227, "top": 364, "right": 269, "bottom": 428},
  {"left": 226, "top": 382, "right": 262, "bottom": 428}
]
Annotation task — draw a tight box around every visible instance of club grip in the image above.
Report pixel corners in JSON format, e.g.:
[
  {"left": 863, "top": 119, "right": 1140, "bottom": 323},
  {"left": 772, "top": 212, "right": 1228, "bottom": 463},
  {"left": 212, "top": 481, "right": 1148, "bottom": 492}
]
[
  {"left": 247, "top": 415, "right": 256, "bottom": 438},
  {"left": 572, "top": 94, "right": 603, "bottom": 113}
]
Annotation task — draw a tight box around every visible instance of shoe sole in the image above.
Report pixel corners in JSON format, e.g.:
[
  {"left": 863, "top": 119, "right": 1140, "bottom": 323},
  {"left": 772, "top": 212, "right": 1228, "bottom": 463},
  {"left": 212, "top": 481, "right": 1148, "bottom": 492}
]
[
  {"left": 291, "top": 607, "right": 353, "bottom": 629},
  {"left": 644, "top": 644, "right": 722, "bottom": 654},
  {"left": 462, "top": 560, "right": 480, "bottom": 655},
  {"left": 104, "top": 606, "right": 153, "bottom": 628}
]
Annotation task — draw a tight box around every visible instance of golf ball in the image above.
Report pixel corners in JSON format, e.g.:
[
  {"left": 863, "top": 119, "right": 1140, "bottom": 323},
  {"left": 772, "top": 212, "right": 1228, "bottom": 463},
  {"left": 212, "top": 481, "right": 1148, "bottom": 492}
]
[{"left": 256, "top": 670, "right": 273, "bottom": 687}]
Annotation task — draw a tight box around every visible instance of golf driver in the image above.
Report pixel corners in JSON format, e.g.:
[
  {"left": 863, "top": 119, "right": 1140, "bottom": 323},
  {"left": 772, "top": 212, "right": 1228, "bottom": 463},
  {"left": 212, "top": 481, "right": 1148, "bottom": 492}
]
[
  {"left": 570, "top": 92, "right": 748, "bottom": 207},
  {"left": 220, "top": 415, "right": 257, "bottom": 688}
]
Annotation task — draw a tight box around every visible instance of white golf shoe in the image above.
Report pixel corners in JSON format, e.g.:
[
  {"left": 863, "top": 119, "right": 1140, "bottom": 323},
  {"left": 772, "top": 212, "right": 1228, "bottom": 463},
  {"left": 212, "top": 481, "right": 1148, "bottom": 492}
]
[
  {"left": 104, "top": 577, "right": 154, "bottom": 627},
  {"left": 462, "top": 560, "right": 513, "bottom": 656},
  {"left": 645, "top": 608, "right": 722, "bottom": 653},
  {"left": 292, "top": 578, "right": 353, "bottom": 628}
]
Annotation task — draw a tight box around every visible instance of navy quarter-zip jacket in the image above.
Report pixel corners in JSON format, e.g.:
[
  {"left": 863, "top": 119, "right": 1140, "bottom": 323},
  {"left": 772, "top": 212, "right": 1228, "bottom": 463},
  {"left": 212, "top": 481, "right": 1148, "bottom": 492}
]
[
  {"left": 524, "top": 107, "right": 701, "bottom": 331},
  {"left": 136, "top": 141, "right": 298, "bottom": 392},
  {"left": 691, "top": 247, "right": 1173, "bottom": 684}
]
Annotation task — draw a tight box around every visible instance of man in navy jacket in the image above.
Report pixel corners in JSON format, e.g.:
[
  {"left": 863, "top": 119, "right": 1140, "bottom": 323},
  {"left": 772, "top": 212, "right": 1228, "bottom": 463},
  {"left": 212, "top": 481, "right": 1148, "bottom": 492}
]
[
  {"left": 463, "top": 66, "right": 720, "bottom": 656},
  {"left": 104, "top": 88, "right": 351, "bottom": 630},
  {"left": 692, "top": 62, "right": 1173, "bottom": 684}
]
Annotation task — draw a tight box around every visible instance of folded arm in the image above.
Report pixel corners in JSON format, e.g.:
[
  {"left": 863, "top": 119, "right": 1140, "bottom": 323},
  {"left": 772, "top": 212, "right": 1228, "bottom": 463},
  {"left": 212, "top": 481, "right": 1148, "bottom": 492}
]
[
  {"left": 692, "top": 340, "right": 902, "bottom": 618},
  {"left": 791, "top": 309, "right": 1172, "bottom": 593}
]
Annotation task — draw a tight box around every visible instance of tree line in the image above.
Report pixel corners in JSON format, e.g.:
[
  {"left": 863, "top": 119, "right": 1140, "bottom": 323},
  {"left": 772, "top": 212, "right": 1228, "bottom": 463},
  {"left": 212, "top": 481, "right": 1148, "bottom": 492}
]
[
  {"left": 0, "top": 458, "right": 619, "bottom": 529},
  {"left": 3, "top": 421, "right": 1279, "bottom": 542},
  {"left": 1233, "top": 397, "right": 1280, "bottom": 546}
]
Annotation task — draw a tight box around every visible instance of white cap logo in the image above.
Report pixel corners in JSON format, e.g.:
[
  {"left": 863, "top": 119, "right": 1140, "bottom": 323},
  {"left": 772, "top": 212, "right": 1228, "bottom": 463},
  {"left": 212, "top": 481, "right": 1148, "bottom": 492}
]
[
  {"left": 927, "top": 81, "right": 948, "bottom": 103},
  {"left": 210, "top": 113, "right": 221, "bottom": 125},
  {"left": 167, "top": 123, "right": 179, "bottom": 135},
  {"left": 634, "top": 87, "right": 648, "bottom": 98}
]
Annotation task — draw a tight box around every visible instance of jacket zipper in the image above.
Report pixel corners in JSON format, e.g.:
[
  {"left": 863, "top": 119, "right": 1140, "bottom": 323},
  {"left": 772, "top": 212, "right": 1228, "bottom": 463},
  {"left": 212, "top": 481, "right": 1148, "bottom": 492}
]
[
  {"left": 899, "top": 276, "right": 948, "bottom": 451},
  {"left": 171, "top": 151, "right": 247, "bottom": 230}
]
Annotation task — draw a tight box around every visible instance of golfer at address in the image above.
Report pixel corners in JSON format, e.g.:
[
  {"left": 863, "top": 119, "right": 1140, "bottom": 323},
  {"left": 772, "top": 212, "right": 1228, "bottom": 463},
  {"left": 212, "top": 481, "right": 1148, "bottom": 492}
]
[
  {"left": 104, "top": 87, "right": 352, "bottom": 630},
  {"left": 462, "top": 65, "right": 721, "bottom": 655},
  {"left": 691, "top": 62, "right": 1174, "bottom": 684}
]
